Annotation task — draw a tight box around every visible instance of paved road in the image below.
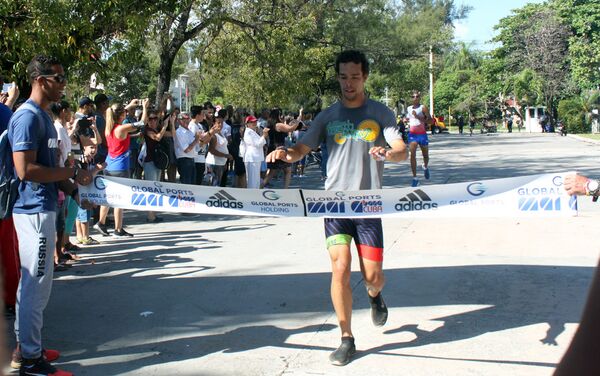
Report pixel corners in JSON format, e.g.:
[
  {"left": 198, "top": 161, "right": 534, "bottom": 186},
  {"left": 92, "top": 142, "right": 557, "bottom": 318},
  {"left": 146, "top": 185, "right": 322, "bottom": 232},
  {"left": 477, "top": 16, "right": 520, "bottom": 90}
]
[{"left": 5, "top": 132, "right": 600, "bottom": 376}]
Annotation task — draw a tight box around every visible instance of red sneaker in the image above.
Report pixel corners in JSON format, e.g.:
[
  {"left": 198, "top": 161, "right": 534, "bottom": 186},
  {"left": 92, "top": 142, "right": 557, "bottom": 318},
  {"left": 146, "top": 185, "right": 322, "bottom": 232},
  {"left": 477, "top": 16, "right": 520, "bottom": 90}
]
[{"left": 11, "top": 343, "right": 60, "bottom": 369}]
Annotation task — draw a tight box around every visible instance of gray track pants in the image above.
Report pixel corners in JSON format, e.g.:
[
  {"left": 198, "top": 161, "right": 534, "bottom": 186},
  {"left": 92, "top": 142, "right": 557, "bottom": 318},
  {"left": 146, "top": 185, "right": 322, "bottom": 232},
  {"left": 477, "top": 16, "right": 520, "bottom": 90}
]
[{"left": 12, "top": 211, "right": 56, "bottom": 359}]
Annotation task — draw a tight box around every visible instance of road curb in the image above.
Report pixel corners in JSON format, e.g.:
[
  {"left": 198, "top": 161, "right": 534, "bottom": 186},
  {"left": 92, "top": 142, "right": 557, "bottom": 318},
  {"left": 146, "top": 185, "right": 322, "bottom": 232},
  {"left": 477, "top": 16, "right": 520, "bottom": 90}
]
[{"left": 568, "top": 134, "right": 600, "bottom": 145}]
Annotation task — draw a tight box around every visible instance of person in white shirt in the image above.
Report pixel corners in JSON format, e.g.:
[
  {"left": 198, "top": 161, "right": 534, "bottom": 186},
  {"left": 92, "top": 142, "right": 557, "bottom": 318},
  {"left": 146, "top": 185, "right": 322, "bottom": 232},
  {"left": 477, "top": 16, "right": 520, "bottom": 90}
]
[
  {"left": 188, "top": 106, "right": 213, "bottom": 185},
  {"left": 50, "top": 101, "right": 78, "bottom": 269},
  {"left": 175, "top": 115, "right": 202, "bottom": 185},
  {"left": 51, "top": 101, "right": 72, "bottom": 168},
  {"left": 216, "top": 108, "right": 233, "bottom": 187},
  {"left": 242, "top": 115, "right": 269, "bottom": 188},
  {"left": 205, "top": 116, "right": 232, "bottom": 186}
]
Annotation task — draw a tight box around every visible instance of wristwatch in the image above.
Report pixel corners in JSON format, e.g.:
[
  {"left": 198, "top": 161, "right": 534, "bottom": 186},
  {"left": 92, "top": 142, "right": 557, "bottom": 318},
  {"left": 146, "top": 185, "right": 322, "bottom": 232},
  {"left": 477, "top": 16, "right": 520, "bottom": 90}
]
[{"left": 586, "top": 179, "right": 600, "bottom": 196}]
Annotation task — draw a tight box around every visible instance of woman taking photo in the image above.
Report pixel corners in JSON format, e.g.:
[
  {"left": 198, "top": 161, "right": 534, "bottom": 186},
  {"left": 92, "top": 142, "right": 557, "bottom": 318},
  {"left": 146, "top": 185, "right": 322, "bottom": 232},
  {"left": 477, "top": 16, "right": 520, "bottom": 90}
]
[
  {"left": 94, "top": 100, "right": 148, "bottom": 237},
  {"left": 142, "top": 109, "right": 175, "bottom": 222},
  {"left": 205, "top": 116, "right": 232, "bottom": 186},
  {"left": 242, "top": 115, "right": 269, "bottom": 189}
]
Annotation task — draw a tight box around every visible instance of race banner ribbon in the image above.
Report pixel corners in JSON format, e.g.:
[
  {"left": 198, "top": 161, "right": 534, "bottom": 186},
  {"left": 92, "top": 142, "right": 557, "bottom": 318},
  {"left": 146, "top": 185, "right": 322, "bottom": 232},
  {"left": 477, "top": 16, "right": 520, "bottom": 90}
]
[{"left": 79, "top": 172, "right": 578, "bottom": 218}]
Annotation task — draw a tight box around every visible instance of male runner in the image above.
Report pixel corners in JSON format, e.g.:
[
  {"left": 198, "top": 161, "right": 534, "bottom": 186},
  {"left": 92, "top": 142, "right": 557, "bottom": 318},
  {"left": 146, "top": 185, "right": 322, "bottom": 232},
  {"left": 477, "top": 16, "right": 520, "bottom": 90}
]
[
  {"left": 406, "top": 90, "right": 433, "bottom": 187},
  {"left": 266, "top": 50, "right": 407, "bottom": 366}
]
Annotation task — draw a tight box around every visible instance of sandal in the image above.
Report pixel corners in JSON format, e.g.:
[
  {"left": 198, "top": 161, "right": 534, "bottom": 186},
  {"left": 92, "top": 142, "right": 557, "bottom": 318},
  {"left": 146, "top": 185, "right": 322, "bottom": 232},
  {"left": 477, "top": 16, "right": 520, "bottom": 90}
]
[
  {"left": 64, "top": 242, "right": 81, "bottom": 252},
  {"left": 54, "top": 262, "right": 71, "bottom": 272},
  {"left": 59, "top": 252, "right": 80, "bottom": 262}
]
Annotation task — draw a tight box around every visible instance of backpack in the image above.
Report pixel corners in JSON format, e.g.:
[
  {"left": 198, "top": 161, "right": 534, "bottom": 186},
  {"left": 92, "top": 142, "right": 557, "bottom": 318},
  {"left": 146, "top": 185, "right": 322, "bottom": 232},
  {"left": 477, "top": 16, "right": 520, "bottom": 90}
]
[
  {"left": 0, "top": 129, "right": 18, "bottom": 219},
  {"left": 0, "top": 102, "right": 45, "bottom": 219},
  {"left": 153, "top": 139, "right": 170, "bottom": 170}
]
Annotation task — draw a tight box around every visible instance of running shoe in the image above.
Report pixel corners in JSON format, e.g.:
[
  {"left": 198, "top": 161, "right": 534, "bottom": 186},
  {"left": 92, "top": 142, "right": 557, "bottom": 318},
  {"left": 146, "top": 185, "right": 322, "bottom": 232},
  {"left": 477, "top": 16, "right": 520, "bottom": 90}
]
[
  {"left": 329, "top": 337, "right": 356, "bottom": 366},
  {"left": 93, "top": 222, "right": 110, "bottom": 236},
  {"left": 411, "top": 178, "right": 419, "bottom": 187},
  {"left": 80, "top": 237, "right": 100, "bottom": 245},
  {"left": 369, "top": 292, "right": 388, "bottom": 327},
  {"left": 113, "top": 228, "right": 134, "bottom": 237},
  {"left": 19, "top": 355, "right": 71, "bottom": 376},
  {"left": 423, "top": 165, "right": 430, "bottom": 180},
  {"left": 12, "top": 343, "right": 60, "bottom": 369}
]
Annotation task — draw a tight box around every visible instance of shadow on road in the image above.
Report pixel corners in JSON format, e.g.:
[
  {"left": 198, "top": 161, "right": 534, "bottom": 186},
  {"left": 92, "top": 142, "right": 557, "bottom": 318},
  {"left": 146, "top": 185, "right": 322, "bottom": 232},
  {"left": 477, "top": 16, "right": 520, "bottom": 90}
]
[{"left": 38, "top": 258, "right": 593, "bottom": 374}]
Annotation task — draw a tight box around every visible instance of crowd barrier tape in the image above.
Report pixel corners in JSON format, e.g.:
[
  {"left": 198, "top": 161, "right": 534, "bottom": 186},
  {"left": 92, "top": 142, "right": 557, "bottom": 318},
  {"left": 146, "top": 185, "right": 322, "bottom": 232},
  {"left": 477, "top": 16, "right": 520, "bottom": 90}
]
[{"left": 79, "top": 172, "right": 578, "bottom": 218}]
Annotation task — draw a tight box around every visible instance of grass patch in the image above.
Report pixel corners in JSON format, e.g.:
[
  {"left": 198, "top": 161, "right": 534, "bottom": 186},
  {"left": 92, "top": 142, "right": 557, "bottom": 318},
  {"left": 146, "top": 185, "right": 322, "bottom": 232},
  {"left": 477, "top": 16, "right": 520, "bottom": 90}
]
[{"left": 576, "top": 134, "right": 600, "bottom": 140}]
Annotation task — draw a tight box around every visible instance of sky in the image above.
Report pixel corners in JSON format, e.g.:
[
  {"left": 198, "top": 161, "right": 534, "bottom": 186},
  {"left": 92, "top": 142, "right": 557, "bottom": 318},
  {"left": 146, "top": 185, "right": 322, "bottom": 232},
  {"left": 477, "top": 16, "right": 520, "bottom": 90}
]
[{"left": 453, "top": 0, "right": 546, "bottom": 50}]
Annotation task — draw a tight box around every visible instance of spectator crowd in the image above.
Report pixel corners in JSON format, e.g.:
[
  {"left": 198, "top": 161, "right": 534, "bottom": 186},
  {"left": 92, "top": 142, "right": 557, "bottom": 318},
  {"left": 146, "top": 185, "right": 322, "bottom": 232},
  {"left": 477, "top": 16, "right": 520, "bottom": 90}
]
[{"left": 0, "top": 64, "right": 329, "bottom": 375}]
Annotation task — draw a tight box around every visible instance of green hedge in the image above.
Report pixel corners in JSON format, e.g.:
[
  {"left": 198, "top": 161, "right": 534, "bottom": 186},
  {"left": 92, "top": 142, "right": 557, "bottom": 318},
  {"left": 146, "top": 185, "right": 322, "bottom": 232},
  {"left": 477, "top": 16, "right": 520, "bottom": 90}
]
[{"left": 558, "top": 98, "right": 589, "bottom": 134}]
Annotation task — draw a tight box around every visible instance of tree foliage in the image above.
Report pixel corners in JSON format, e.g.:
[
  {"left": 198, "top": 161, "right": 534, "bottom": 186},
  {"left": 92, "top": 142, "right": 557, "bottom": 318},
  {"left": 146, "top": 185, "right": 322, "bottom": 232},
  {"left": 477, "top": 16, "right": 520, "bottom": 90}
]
[{"left": 554, "top": 0, "right": 600, "bottom": 90}]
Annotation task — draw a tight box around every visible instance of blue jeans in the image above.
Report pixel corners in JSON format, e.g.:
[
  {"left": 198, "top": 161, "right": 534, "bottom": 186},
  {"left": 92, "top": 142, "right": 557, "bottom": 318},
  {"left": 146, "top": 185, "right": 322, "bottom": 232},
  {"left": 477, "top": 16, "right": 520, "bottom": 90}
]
[
  {"left": 320, "top": 142, "right": 328, "bottom": 177},
  {"left": 208, "top": 164, "right": 225, "bottom": 186},
  {"left": 143, "top": 161, "right": 161, "bottom": 182},
  {"left": 177, "top": 158, "right": 196, "bottom": 185}
]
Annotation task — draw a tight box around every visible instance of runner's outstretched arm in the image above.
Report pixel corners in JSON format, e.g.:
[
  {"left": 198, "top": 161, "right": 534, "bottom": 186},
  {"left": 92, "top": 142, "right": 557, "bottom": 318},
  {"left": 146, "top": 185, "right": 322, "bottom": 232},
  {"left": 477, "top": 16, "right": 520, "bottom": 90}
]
[
  {"left": 265, "top": 143, "right": 312, "bottom": 164},
  {"left": 369, "top": 139, "right": 408, "bottom": 163}
]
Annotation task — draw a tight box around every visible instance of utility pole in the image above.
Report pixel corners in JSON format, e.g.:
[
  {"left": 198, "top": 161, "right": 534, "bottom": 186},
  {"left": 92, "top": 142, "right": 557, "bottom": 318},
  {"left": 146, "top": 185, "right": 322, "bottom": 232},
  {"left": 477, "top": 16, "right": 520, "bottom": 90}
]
[
  {"left": 178, "top": 75, "right": 183, "bottom": 110},
  {"left": 384, "top": 86, "right": 390, "bottom": 107},
  {"left": 429, "top": 45, "right": 434, "bottom": 117}
]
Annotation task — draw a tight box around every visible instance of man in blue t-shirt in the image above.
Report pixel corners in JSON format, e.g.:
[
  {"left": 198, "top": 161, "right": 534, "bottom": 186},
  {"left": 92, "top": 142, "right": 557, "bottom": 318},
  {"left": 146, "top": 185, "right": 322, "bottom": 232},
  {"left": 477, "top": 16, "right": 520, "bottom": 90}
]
[
  {"left": 7, "top": 55, "right": 93, "bottom": 376},
  {"left": 0, "top": 102, "right": 12, "bottom": 133}
]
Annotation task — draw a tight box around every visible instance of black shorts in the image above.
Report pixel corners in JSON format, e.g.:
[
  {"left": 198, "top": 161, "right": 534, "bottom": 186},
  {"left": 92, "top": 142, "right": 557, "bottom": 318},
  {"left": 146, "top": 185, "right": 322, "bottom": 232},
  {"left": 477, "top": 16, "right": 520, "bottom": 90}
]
[
  {"left": 324, "top": 218, "right": 384, "bottom": 262},
  {"left": 104, "top": 170, "right": 130, "bottom": 178},
  {"left": 234, "top": 156, "right": 246, "bottom": 176},
  {"left": 267, "top": 159, "right": 291, "bottom": 170}
]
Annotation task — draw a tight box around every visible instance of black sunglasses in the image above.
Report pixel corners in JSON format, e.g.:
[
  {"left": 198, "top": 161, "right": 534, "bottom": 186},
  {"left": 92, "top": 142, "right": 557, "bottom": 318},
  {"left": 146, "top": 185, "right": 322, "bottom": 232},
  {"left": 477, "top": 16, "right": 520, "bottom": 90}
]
[
  {"left": 149, "top": 116, "right": 159, "bottom": 120},
  {"left": 40, "top": 74, "right": 67, "bottom": 84}
]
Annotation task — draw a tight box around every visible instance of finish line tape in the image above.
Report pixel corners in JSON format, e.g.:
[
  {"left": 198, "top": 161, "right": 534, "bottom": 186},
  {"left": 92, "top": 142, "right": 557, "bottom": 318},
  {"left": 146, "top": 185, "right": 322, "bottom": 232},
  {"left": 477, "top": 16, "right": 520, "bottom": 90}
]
[{"left": 79, "top": 172, "right": 577, "bottom": 218}]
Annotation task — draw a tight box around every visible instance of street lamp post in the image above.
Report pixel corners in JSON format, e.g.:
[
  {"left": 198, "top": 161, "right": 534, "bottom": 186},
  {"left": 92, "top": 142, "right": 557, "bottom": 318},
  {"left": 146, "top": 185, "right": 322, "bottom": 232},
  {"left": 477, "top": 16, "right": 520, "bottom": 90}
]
[{"left": 178, "top": 74, "right": 189, "bottom": 112}]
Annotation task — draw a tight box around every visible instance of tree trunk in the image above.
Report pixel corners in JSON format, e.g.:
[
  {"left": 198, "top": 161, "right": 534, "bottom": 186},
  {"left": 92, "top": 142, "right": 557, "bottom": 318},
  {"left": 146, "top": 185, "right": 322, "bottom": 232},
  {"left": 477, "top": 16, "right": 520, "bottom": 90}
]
[{"left": 155, "top": 52, "right": 175, "bottom": 106}]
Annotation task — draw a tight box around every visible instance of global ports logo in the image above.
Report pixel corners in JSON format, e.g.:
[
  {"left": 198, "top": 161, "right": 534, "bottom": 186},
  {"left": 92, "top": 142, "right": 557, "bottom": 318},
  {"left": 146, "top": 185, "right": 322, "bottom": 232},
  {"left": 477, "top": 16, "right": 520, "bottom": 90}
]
[
  {"left": 395, "top": 189, "right": 438, "bottom": 211},
  {"left": 518, "top": 197, "right": 561, "bottom": 211},
  {"left": 262, "top": 190, "right": 281, "bottom": 201},
  {"left": 467, "top": 182, "right": 487, "bottom": 197},
  {"left": 94, "top": 176, "right": 106, "bottom": 190},
  {"left": 307, "top": 202, "right": 345, "bottom": 214}
]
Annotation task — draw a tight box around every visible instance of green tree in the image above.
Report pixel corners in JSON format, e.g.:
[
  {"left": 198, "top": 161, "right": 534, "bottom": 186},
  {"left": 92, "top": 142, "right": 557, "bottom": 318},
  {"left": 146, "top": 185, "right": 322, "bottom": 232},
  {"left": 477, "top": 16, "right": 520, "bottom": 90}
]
[
  {"left": 491, "top": 4, "right": 572, "bottom": 121},
  {"left": 554, "top": 0, "right": 600, "bottom": 90}
]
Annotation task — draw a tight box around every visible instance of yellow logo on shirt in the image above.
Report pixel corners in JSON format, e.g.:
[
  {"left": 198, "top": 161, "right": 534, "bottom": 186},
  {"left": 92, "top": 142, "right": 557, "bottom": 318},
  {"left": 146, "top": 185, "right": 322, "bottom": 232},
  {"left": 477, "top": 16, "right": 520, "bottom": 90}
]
[{"left": 328, "top": 120, "right": 380, "bottom": 145}]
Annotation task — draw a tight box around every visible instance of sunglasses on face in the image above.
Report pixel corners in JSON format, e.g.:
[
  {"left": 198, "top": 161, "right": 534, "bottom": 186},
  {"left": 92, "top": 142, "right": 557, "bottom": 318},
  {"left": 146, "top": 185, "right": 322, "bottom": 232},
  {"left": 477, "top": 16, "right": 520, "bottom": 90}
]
[
  {"left": 39, "top": 74, "right": 67, "bottom": 84},
  {"left": 149, "top": 117, "right": 158, "bottom": 120},
  {"left": 412, "top": 95, "right": 420, "bottom": 98}
]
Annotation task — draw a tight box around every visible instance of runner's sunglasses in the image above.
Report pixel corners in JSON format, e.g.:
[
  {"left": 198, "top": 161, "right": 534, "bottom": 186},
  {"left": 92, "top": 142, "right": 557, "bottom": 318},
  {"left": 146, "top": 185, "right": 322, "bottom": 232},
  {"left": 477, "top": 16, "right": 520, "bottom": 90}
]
[{"left": 39, "top": 74, "right": 67, "bottom": 84}]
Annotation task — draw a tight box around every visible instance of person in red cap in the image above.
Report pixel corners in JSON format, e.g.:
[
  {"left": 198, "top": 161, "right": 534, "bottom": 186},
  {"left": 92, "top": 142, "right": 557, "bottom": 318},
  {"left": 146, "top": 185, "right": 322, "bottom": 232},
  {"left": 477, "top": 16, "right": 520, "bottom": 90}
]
[{"left": 242, "top": 115, "right": 269, "bottom": 188}]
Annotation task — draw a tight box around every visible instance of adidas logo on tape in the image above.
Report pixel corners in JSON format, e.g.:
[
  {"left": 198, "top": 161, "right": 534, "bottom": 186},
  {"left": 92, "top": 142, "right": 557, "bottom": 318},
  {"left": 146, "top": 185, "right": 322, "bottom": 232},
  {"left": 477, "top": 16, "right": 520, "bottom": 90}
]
[
  {"left": 206, "top": 190, "right": 244, "bottom": 209},
  {"left": 395, "top": 189, "right": 438, "bottom": 211}
]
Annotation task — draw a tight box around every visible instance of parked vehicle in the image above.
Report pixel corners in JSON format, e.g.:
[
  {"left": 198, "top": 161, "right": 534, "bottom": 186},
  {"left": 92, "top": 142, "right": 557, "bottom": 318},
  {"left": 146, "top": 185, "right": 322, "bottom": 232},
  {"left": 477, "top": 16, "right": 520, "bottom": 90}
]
[{"left": 431, "top": 116, "right": 449, "bottom": 134}]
